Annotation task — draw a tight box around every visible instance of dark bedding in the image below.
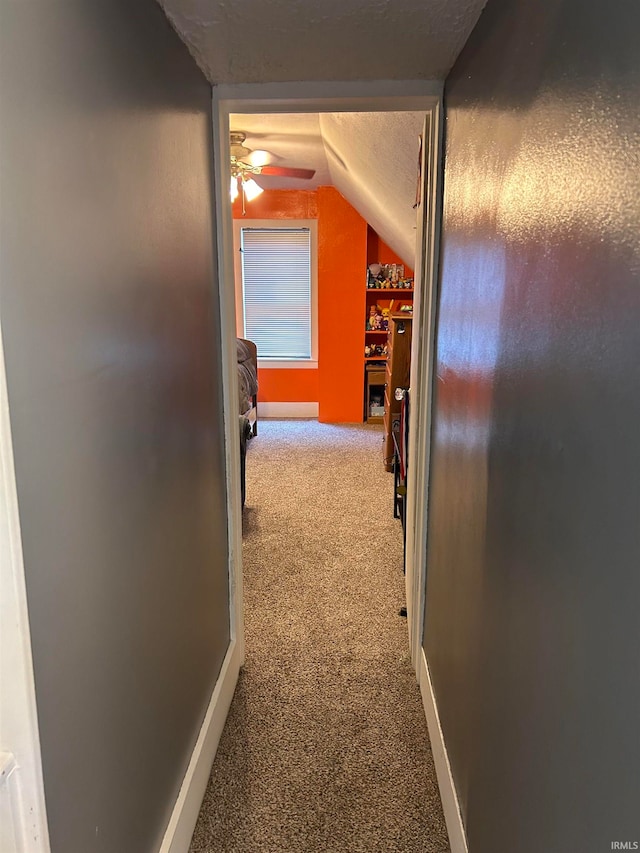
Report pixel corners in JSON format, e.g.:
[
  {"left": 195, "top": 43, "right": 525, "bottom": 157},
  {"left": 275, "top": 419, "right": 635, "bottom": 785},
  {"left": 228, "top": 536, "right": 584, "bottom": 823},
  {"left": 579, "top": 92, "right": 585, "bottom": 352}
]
[
  {"left": 237, "top": 338, "right": 257, "bottom": 504},
  {"left": 237, "top": 338, "right": 258, "bottom": 415}
]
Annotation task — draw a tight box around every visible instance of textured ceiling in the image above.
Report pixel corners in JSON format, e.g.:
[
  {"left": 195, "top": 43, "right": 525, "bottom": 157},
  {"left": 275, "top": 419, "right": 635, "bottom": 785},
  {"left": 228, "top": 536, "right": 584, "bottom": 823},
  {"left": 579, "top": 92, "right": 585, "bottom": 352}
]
[
  {"left": 230, "top": 114, "right": 332, "bottom": 191},
  {"left": 159, "top": 0, "right": 486, "bottom": 84},
  {"left": 160, "top": 0, "right": 487, "bottom": 266},
  {"left": 230, "top": 112, "right": 424, "bottom": 266},
  {"left": 321, "top": 112, "right": 425, "bottom": 267}
]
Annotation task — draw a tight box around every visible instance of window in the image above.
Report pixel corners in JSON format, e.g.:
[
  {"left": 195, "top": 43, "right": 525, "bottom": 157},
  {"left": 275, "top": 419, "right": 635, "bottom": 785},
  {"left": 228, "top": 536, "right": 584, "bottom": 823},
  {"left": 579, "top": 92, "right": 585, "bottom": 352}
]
[{"left": 236, "top": 222, "right": 317, "bottom": 364}]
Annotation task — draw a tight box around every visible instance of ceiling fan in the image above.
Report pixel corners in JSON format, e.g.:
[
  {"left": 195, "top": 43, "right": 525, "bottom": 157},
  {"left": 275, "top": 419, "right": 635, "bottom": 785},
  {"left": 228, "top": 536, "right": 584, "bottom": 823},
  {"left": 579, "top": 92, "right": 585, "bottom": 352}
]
[{"left": 229, "top": 131, "right": 316, "bottom": 212}]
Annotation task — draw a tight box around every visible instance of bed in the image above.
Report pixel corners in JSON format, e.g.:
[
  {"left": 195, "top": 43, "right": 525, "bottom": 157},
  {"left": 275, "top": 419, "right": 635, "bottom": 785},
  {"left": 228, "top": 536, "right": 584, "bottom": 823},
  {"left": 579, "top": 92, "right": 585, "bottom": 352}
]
[
  {"left": 237, "top": 337, "right": 258, "bottom": 436},
  {"left": 237, "top": 338, "right": 258, "bottom": 507}
]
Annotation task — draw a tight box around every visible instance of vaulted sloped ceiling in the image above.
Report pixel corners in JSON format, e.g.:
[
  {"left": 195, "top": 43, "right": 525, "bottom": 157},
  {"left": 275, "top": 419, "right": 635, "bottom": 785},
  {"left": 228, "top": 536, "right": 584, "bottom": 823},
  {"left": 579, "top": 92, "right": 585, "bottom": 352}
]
[
  {"left": 320, "top": 112, "right": 425, "bottom": 267},
  {"left": 231, "top": 112, "right": 424, "bottom": 267},
  {"left": 160, "top": 0, "right": 487, "bottom": 266}
]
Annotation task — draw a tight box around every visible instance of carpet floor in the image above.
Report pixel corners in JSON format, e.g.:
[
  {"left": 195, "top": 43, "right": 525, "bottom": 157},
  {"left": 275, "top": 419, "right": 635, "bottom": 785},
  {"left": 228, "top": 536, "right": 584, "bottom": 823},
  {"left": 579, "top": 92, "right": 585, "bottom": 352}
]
[{"left": 189, "top": 420, "right": 450, "bottom": 853}]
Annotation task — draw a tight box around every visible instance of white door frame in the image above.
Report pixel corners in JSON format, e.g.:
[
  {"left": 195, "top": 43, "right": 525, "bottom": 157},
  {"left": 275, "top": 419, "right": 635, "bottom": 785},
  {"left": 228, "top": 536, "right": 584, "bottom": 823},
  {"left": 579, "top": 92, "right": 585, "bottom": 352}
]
[
  {"left": 404, "top": 103, "right": 444, "bottom": 669},
  {"left": 0, "top": 321, "right": 51, "bottom": 852},
  {"left": 211, "top": 80, "right": 443, "bottom": 672}
]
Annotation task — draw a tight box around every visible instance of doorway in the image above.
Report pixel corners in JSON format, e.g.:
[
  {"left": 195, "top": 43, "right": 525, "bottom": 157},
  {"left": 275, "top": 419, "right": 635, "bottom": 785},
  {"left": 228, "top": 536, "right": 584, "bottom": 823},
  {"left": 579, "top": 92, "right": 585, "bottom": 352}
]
[{"left": 211, "top": 81, "right": 443, "bottom": 677}]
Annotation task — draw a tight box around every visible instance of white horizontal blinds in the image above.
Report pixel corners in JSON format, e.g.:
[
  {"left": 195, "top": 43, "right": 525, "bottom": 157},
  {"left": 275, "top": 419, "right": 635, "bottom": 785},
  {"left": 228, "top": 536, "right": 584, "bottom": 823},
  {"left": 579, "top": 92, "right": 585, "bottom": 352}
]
[{"left": 241, "top": 228, "right": 312, "bottom": 359}]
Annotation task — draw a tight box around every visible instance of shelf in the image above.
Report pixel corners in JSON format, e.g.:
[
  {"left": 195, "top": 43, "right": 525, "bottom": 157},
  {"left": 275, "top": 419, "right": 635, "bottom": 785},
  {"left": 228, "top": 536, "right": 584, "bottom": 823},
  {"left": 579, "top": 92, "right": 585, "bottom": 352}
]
[
  {"left": 365, "top": 329, "right": 388, "bottom": 335},
  {"left": 365, "top": 356, "right": 387, "bottom": 362},
  {"left": 366, "top": 288, "right": 414, "bottom": 295}
]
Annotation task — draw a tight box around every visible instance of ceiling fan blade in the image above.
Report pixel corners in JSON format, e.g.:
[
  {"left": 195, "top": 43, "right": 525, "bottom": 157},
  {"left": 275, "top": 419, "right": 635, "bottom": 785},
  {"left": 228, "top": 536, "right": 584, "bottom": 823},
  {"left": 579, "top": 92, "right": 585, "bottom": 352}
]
[{"left": 259, "top": 166, "right": 316, "bottom": 180}]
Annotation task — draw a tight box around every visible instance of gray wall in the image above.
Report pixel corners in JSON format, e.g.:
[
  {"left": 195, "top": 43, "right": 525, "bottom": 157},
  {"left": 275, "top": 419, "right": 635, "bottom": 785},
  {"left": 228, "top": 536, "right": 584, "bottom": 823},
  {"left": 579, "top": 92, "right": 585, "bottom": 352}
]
[
  {"left": 423, "top": 0, "right": 640, "bottom": 851},
  {"left": 0, "top": 3, "right": 229, "bottom": 852}
]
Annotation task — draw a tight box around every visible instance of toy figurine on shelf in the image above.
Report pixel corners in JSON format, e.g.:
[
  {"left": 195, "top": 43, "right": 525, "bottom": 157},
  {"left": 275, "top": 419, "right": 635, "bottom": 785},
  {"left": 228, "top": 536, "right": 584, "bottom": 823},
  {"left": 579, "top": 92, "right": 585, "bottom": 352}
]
[
  {"left": 366, "top": 343, "right": 386, "bottom": 357},
  {"left": 367, "top": 263, "right": 383, "bottom": 288},
  {"left": 367, "top": 304, "right": 384, "bottom": 330}
]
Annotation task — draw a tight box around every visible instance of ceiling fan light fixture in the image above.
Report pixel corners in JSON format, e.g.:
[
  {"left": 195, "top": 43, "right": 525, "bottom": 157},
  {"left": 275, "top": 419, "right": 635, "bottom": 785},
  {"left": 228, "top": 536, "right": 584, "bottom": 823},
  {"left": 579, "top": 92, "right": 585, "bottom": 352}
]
[
  {"left": 230, "top": 175, "right": 239, "bottom": 202},
  {"left": 242, "top": 177, "right": 264, "bottom": 202},
  {"left": 248, "top": 149, "right": 271, "bottom": 168}
]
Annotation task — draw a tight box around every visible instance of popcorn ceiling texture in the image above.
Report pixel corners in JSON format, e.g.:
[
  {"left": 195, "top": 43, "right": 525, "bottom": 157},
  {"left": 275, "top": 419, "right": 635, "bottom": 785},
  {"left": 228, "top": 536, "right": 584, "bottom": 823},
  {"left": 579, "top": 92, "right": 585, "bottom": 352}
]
[
  {"left": 230, "top": 111, "right": 426, "bottom": 267},
  {"left": 159, "top": 0, "right": 487, "bottom": 84},
  {"left": 189, "top": 421, "right": 449, "bottom": 853},
  {"left": 321, "top": 111, "right": 426, "bottom": 267},
  {"left": 158, "top": 0, "right": 488, "bottom": 268},
  {"left": 230, "top": 115, "right": 333, "bottom": 192}
]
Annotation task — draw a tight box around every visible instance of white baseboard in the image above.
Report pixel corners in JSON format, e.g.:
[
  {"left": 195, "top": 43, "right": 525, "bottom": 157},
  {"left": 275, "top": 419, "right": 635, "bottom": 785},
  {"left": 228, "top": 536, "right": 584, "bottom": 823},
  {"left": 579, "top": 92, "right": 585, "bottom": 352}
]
[
  {"left": 419, "top": 648, "right": 468, "bottom": 853},
  {"left": 158, "top": 638, "right": 241, "bottom": 853},
  {"left": 257, "top": 402, "right": 318, "bottom": 418}
]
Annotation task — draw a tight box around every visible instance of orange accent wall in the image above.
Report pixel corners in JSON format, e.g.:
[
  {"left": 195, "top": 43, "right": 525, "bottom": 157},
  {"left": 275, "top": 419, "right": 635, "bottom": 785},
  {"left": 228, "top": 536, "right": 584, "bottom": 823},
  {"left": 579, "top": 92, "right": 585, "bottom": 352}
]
[
  {"left": 258, "top": 369, "right": 319, "bottom": 403},
  {"left": 233, "top": 189, "right": 320, "bottom": 405},
  {"left": 233, "top": 187, "right": 368, "bottom": 422},
  {"left": 317, "top": 187, "right": 368, "bottom": 423},
  {"left": 232, "top": 189, "right": 318, "bottom": 220}
]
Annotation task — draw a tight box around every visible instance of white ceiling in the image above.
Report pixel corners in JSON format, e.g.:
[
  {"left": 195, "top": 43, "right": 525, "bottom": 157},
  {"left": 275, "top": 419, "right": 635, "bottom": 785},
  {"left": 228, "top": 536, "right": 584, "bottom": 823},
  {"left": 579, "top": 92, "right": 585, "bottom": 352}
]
[
  {"left": 230, "top": 112, "right": 425, "bottom": 266},
  {"left": 230, "top": 114, "right": 332, "bottom": 191},
  {"left": 159, "top": 0, "right": 486, "bottom": 84},
  {"left": 160, "top": 0, "right": 487, "bottom": 266},
  {"left": 321, "top": 112, "right": 425, "bottom": 266}
]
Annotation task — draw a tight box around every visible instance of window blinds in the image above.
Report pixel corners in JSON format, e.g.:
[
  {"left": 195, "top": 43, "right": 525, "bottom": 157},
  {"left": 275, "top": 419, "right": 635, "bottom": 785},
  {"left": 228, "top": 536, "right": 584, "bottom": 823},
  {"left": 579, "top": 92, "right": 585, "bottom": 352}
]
[{"left": 241, "top": 227, "right": 312, "bottom": 359}]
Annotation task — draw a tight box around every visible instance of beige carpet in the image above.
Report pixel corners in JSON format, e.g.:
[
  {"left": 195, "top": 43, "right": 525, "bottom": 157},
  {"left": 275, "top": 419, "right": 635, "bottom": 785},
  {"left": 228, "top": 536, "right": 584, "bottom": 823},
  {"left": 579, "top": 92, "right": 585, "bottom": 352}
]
[{"left": 190, "top": 420, "right": 450, "bottom": 853}]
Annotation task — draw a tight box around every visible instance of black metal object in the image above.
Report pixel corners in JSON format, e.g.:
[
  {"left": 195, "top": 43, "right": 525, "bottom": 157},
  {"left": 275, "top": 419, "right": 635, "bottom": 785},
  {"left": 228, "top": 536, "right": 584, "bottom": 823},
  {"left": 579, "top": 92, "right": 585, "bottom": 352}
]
[
  {"left": 251, "top": 393, "right": 258, "bottom": 436},
  {"left": 239, "top": 415, "right": 251, "bottom": 507},
  {"left": 392, "top": 389, "right": 409, "bottom": 571}
]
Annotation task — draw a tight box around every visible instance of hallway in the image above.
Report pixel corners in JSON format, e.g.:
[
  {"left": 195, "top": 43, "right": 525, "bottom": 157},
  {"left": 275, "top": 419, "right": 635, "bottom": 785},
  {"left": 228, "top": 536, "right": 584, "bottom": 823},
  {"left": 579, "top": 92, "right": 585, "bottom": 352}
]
[
  {"left": 190, "top": 421, "right": 449, "bottom": 853},
  {"left": 3, "top": 2, "right": 639, "bottom": 850}
]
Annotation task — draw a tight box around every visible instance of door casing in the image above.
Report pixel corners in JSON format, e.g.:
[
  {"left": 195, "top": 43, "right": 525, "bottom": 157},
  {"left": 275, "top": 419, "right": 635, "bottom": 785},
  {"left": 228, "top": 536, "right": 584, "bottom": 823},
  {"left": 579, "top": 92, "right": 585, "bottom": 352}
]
[
  {"left": 210, "top": 80, "right": 443, "bottom": 670},
  {"left": 0, "top": 317, "right": 50, "bottom": 852}
]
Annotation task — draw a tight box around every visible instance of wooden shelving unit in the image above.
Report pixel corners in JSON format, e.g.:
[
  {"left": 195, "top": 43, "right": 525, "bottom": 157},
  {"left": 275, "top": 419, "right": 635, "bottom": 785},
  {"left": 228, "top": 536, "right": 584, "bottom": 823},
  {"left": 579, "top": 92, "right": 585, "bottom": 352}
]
[
  {"left": 383, "top": 314, "right": 413, "bottom": 470},
  {"left": 364, "top": 262, "right": 413, "bottom": 425},
  {"left": 365, "top": 364, "right": 385, "bottom": 424},
  {"left": 366, "top": 287, "right": 414, "bottom": 295}
]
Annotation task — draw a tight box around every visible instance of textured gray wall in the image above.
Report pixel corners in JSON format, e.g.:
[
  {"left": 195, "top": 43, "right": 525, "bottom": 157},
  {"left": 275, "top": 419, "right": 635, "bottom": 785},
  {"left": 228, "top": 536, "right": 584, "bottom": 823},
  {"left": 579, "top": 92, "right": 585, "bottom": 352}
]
[
  {"left": 423, "top": 0, "right": 640, "bottom": 851},
  {"left": 0, "top": 3, "right": 229, "bottom": 852}
]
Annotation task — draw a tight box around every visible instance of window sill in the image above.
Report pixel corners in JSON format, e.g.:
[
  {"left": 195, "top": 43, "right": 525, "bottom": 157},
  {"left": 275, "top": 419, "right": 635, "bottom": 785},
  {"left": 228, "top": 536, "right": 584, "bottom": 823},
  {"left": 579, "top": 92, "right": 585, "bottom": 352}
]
[{"left": 257, "top": 359, "right": 318, "bottom": 370}]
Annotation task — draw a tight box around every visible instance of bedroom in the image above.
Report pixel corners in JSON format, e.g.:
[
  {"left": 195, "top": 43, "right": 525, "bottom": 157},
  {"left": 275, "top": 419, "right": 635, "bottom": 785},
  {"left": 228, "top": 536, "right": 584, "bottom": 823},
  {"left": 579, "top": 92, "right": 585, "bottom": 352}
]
[{"left": 230, "top": 111, "right": 424, "bottom": 437}]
